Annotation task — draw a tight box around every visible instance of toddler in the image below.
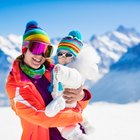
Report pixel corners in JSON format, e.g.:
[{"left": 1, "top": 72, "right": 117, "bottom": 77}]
[{"left": 45, "top": 31, "right": 98, "bottom": 140}]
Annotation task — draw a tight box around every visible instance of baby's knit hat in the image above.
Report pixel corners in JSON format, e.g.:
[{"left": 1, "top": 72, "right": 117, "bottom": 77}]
[
  {"left": 57, "top": 30, "right": 83, "bottom": 57},
  {"left": 22, "top": 20, "right": 50, "bottom": 53}
]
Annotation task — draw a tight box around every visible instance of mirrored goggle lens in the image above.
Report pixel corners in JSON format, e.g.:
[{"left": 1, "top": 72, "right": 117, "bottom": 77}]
[
  {"left": 44, "top": 45, "right": 53, "bottom": 58},
  {"left": 28, "top": 41, "right": 53, "bottom": 58},
  {"left": 57, "top": 52, "right": 73, "bottom": 58}
]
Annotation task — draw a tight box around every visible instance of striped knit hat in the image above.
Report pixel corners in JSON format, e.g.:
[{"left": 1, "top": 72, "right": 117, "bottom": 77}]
[
  {"left": 57, "top": 30, "right": 83, "bottom": 57},
  {"left": 22, "top": 20, "right": 50, "bottom": 53}
]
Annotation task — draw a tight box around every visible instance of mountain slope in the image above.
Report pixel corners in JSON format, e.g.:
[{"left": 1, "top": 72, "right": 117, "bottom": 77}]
[
  {"left": 90, "top": 43, "right": 140, "bottom": 104},
  {"left": 90, "top": 25, "right": 140, "bottom": 75},
  {"left": 1, "top": 25, "right": 140, "bottom": 106},
  {"left": 0, "top": 35, "right": 21, "bottom": 106}
]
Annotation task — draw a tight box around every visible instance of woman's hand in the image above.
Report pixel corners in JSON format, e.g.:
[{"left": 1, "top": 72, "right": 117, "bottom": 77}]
[{"left": 62, "top": 85, "right": 85, "bottom": 104}]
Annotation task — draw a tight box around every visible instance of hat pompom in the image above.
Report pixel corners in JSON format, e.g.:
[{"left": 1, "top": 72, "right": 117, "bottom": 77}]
[
  {"left": 26, "top": 20, "right": 38, "bottom": 28},
  {"left": 25, "top": 20, "right": 38, "bottom": 32},
  {"left": 68, "top": 30, "right": 82, "bottom": 40}
]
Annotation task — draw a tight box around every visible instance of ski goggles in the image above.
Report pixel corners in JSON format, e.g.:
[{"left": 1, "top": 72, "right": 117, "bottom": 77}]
[
  {"left": 57, "top": 51, "right": 74, "bottom": 58},
  {"left": 23, "top": 41, "right": 53, "bottom": 58}
]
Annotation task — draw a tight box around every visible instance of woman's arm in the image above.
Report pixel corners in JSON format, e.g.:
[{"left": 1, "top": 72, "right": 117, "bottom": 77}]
[
  {"left": 6, "top": 82, "right": 83, "bottom": 129},
  {"left": 62, "top": 85, "right": 92, "bottom": 110}
]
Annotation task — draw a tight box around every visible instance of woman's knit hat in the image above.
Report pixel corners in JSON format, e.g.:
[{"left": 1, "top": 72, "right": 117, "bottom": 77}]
[
  {"left": 22, "top": 20, "right": 50, "bottom": 53},
  {"left": 57, "top": 30, "right": 83, "bottom": 57}
]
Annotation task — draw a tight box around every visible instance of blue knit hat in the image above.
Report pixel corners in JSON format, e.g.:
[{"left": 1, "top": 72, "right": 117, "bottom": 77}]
[{"left": 57, "top": 30, "right": 83, "bottom": 57}]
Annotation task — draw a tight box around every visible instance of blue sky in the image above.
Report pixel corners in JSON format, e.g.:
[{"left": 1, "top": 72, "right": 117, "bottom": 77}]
[{"left": 0, "top": 0, "right": 140, "bottom": 40}]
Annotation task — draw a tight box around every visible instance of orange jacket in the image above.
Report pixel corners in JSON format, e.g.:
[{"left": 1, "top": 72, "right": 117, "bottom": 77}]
[{"left": 6, "top": 60, "right": 91, "bottom": 140}]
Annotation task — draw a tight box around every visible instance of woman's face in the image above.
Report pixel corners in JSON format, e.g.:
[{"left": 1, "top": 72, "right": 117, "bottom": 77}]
[{"left": 23, "top": 49, "right": 46, "bottom": 69}]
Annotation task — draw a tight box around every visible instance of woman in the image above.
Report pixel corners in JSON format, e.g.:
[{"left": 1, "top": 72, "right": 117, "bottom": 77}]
[{"left": 6, "top": 21, "right": 91, "bottom": 140}]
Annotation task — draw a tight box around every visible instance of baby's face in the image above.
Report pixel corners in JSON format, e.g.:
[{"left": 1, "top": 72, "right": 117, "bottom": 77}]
[{"left": 57, "top": 50, "right": 74, "bottom": 65}]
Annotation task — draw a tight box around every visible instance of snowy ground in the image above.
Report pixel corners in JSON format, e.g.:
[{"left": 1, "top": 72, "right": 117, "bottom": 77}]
[{"left": 0, "top": 102, "right": 140, "bottom": 140}]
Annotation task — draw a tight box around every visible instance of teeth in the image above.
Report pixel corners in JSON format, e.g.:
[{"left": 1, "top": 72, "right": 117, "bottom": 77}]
[{"left": 33, "top": 57, "right": 41, "bottom": 62}]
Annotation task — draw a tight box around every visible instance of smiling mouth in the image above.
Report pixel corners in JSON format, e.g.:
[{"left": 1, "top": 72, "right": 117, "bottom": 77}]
[{"left": 32, "top": 57, "right": 42, "bottom": 63}]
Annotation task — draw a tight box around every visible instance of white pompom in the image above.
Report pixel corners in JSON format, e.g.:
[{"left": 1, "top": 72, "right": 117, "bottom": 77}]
[{"left": 68, "top": 46, "right": 99, "bottom": 81}]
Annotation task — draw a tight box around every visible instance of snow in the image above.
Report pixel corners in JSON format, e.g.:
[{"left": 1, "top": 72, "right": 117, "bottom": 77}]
[
  {"left": 112, "top": 31, "right": 131, "bottom": 43},
  {"left": 0, "top": 102, "right": 140, "bottom": 140},
  {"left": 99, "top": 46, "right": 120, "bottom": 61},
  {"left": 0, "top": 35, "right": 21, "bottom": 60},
  {"left": 85, "top": 102, "right": 140, "bottom": 140},
  {"left": 0, "top": 107, "right": 22, "bottom": 140},
  {"left": 128, "top": 34, "right": 140, "bottom": 43},
  {"left": 8, "top": 34, "right": 22, "bottom": 46}
]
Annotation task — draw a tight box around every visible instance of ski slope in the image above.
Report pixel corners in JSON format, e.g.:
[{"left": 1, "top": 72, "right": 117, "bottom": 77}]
[{"left": 0, "top": 102, "right": 140, "bottom": 140}]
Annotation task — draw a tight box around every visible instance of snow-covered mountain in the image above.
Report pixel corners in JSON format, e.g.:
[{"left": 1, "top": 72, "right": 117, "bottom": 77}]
[
  {"left": 90, "top": 25, "right": 140, "bottom": 75},
  {"left": 1, "top": 25, "right": 140, "bottom": 106},
  {"left": 0, "top": 35, "right": 21, "bottom": 106},
  {"left": 90, "top": 43, "right": 140, "bottom": 104}
]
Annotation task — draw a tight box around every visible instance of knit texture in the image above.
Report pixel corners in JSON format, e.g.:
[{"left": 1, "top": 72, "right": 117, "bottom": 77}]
[
  {"left": 20, "top": 62, "right": 45, "bottom": 79},
  {"left": 22, "top": 20, "right": 50, "bottom": 53},
  {"left": 57, "top": 30, "right": 83, "bottom": 57}
]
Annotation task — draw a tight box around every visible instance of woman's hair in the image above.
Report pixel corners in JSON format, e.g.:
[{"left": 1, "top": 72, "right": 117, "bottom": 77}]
[{"left": 16, "top": 54, "right": 53, "bottom": 69}]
